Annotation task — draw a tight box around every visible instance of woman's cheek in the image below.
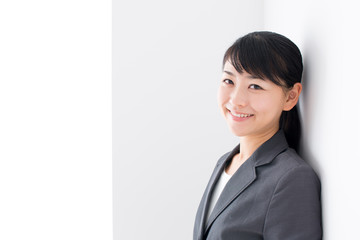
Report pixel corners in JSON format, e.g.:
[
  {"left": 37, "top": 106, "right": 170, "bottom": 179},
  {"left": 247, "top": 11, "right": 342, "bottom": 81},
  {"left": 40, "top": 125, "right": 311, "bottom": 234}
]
[{"left": 217, "top": 87, "right": 227, "bottom": 106}]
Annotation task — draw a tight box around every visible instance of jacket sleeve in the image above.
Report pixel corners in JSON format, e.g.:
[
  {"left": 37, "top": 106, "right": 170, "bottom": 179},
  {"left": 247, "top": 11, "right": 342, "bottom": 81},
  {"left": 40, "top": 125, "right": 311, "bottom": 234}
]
[{"left": 263, "top": 165, "right": 322, "bottom": 240}]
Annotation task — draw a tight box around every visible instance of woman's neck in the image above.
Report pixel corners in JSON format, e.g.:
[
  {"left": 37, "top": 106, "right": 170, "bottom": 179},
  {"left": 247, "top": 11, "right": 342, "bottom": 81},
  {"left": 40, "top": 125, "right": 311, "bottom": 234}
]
[
  {"left": 237, "top": 127, "right": 279, "bottom": 164},
  {"left": 225, "top": 126, "right": 280, "bottom": 176}
]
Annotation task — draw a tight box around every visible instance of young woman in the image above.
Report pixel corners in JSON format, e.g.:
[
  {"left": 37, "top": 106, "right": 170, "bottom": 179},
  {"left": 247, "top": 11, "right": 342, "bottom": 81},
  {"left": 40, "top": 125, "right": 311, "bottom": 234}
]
[{"left": 193, "top": 32, "right": 322, "bottom": 240}]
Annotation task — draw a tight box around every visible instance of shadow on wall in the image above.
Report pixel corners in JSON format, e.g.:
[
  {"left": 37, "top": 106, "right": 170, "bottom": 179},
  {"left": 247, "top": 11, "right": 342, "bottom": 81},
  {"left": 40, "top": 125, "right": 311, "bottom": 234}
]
[
  {"left": 298, "top": 52, "right": 325, "bottom": 237},
  {"left": 298, "top": 51, "right": 322, "bottom": 178}
]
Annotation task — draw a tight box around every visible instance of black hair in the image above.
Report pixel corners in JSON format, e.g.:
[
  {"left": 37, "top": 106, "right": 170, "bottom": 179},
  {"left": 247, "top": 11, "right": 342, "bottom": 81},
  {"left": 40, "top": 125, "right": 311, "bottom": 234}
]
[{"left": 223, "top": 31, "right": 303, "bottom": 152}]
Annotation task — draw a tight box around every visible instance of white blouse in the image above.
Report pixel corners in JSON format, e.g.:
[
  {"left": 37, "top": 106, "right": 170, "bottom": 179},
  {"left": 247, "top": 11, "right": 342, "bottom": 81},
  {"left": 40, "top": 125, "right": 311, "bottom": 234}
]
[{"left": 205, "top": 168, "right": 232, "bottom": 223}]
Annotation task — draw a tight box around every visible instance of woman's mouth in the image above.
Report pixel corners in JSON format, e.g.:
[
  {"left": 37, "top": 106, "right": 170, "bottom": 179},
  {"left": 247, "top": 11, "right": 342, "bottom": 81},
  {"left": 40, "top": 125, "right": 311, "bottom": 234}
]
[
  {"left": 228, "top": 110, "right": 254, "bottom": 121},
  {"left": 229, "top": 110, "right": 254, "bottom": 118}
]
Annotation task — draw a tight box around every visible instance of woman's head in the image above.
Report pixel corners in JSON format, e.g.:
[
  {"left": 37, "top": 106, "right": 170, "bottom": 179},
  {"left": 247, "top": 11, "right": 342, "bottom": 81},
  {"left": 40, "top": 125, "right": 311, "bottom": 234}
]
[{"left": 218, "top": 31, "right": 303, "bottom": 151}]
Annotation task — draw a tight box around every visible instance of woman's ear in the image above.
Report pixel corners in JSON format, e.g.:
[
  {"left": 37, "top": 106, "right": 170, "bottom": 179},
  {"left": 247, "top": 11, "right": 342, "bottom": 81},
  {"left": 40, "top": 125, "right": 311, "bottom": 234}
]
[{"left": 283, "top": 82, "right": 302, "bottom": 111}]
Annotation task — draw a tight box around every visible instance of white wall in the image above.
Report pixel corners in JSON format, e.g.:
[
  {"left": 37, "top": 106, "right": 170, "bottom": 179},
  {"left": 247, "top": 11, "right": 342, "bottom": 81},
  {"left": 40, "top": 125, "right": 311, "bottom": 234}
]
[
  {"left": 113, "top": 0, "right": 263, "bottom": 239},
  {"left": 264, "top": 1, "right": 360, "bottom": 239}
]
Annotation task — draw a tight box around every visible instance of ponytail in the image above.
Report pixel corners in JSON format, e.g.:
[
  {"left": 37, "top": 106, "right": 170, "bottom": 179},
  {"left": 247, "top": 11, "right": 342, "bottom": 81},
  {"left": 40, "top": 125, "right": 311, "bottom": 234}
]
[{"left": 280, "top": 104, "right": 301, "bottom": 152}]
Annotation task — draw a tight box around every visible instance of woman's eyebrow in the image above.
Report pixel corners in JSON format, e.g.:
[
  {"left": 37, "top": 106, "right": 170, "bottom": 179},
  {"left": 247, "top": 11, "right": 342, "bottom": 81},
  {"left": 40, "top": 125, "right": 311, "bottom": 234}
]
[
  {"left": 223, "top": 70, "right": 235, "bottom": 76},
  {"left": 223, "top": 70, "right": 265, "bottom": 81},
  {"left": 247, "top": 75, "right": 265, "bottom": 80}
]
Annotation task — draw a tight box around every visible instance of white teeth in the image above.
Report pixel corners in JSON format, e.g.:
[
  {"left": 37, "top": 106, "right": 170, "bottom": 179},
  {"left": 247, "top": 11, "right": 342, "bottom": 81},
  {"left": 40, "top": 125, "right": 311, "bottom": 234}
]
[{"left": 231, "top": 112, "right": 252, "bottom": 118}]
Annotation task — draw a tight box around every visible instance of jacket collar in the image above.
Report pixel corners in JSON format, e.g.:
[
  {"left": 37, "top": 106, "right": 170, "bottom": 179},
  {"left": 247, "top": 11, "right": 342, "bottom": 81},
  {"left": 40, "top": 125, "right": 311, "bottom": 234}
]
[{"left": 202, "top": 130, "right": 289, "bottom": 236}]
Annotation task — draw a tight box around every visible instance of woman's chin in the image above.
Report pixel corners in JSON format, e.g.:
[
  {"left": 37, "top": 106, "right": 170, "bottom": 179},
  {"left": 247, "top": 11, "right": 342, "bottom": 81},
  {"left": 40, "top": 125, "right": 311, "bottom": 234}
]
[{"left": 228, "top": 127, "right": 249, "bottom": 137}]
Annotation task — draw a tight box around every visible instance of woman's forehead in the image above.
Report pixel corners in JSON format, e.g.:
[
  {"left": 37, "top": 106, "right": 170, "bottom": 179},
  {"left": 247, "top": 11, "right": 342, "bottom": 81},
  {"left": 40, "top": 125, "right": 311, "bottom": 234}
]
[{"left": 223, "top": 61, "right": 265, "bottom": 80}]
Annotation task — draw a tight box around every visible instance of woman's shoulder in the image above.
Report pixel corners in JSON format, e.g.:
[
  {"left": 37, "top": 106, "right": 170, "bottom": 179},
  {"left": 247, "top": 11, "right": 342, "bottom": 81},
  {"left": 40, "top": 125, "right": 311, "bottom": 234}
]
[
  {"left": 276, "top": 147, "right": 314, "bottom": 169},
  {"left": 269, "top": 147, "right": 321, "bottom": 185}
]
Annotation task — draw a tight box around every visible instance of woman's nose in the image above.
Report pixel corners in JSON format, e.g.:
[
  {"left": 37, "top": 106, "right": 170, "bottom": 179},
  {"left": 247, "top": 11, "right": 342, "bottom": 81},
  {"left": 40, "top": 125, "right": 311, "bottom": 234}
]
[{"left": 229, "top": 88, "right": 248, "bottom": 107}]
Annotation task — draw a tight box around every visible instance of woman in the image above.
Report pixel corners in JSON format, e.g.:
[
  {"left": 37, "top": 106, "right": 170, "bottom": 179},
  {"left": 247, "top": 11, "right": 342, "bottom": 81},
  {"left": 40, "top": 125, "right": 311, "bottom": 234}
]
[{"left": 193, "top": 32, "right": 322, "bottom": 240}]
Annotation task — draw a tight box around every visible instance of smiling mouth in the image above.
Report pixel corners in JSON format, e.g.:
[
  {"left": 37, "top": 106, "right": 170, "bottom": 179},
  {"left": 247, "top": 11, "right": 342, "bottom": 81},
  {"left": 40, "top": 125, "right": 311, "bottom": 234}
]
[{"left": 229, "top": 110, "right": 254, "bottom": 118}]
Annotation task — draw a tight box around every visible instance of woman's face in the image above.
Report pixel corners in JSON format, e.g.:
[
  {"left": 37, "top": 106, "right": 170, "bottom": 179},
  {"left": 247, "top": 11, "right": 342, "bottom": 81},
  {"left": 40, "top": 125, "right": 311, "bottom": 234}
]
[{"left": 218, "top": 61, "right": 289, "bottom": 138}]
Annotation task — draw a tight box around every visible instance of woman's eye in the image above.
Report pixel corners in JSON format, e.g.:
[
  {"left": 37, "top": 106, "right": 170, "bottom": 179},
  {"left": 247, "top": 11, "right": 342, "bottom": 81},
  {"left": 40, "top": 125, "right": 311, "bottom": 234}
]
[
  {"left": 223, "top": 79, "right": 234, "bottom": 85},
  {"left": 249, "top": 84, "right": 263, "bottom": 90}
]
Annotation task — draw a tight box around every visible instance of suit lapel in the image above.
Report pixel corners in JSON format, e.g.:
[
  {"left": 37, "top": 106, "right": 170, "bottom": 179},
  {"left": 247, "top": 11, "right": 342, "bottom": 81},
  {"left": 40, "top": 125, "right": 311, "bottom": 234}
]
[
  {"left": 205, "top": 156, "right": 256, "bottom": 233},
  {"left": 196, "top": 146, "right": 240, "bottom": 240}
]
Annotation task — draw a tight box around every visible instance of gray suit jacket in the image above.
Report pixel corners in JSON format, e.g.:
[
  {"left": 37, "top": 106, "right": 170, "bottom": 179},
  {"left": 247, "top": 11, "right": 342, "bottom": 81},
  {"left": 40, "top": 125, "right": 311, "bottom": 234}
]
[{"left": 193, "top": 130, "right": 322, "bottom": 240}]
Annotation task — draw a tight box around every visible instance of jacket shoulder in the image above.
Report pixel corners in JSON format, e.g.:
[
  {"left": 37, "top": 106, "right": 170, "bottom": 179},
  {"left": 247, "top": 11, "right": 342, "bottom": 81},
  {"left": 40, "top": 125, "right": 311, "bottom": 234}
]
[
  {"left": 273, "top": 148, "right": 319, "bottom": 177},
  {"left": 256, "top": 147, "right": 321, "bottom": 192}
]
